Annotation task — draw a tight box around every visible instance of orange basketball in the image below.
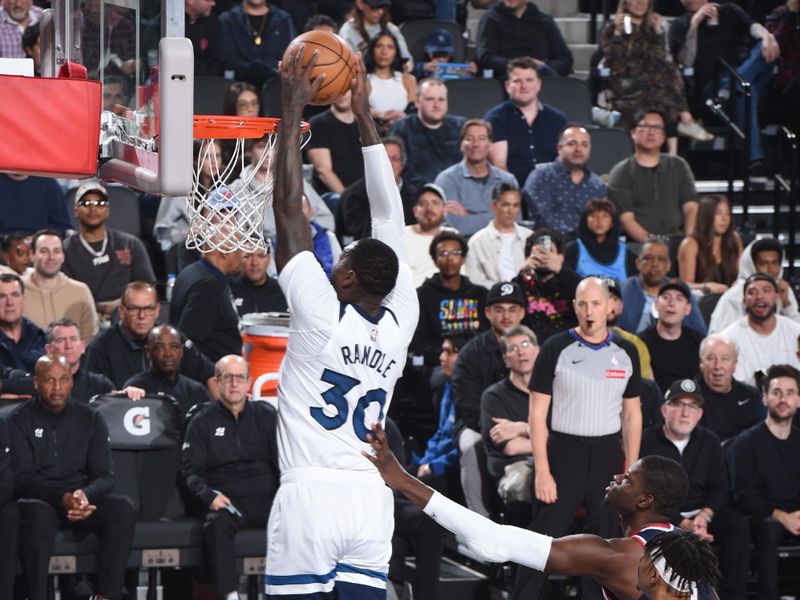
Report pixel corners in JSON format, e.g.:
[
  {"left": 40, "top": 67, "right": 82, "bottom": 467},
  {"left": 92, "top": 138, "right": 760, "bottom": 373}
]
[{"left": 283, "top": 30, "right": 358, "bottom": 106}]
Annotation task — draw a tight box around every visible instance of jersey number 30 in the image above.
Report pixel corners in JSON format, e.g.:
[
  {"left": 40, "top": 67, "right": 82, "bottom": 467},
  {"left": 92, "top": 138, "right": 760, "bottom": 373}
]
[{"left": 311, "top": 369, "right": 387, "bottom": 442}]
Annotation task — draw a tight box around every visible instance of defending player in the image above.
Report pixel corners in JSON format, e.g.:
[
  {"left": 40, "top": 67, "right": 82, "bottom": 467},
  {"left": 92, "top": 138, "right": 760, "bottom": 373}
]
[
  {"left": 364, "top": 423, "right": 716, "bottom": 600},
  {"left": 264, "top": 48, "right": 419, "bottom": 597},
  {"left": 639, "top": 530, "right": 721, "bottom": 600}
]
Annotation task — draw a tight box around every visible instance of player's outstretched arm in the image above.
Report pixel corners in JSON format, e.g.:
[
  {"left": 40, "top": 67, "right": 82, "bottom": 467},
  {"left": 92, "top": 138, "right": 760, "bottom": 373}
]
[{"left": 273, "top": 45, "right": 322, "bottom": 273}]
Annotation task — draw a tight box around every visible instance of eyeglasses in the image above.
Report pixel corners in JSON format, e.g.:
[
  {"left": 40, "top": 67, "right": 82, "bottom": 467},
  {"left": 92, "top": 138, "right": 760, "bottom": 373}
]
[
  {"left": 77, "top": 199, "right": 109, "bottom": 207},
  {"left": 124, "top": 304, "right": 158, "bottom": 315},
  {"left": 666, "top": 400, "right": 702, "bottom": 411},
  {"left": 436, "top": 250, "right": 463, "bottom": 259},
  {"left": 218, "top": 373, "right": 248, "bottom": 384},
  {"left": 636, "top": 122, "right": 665, "bottom": 132},
  {"left": 505, "top": 340, "right": 534, "bottom": 354}
]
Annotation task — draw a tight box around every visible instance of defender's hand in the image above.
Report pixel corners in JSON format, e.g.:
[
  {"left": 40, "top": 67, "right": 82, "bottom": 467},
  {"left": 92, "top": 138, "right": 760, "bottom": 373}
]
[{"left": 280, "top": 44, "right": 325, "bottom": 110}]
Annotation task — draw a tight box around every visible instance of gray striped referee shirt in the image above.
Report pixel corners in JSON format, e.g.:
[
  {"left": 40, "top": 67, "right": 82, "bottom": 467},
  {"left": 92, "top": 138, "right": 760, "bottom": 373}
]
[{"left": 529, "top": 329, "right": 641, "bottom": 437}]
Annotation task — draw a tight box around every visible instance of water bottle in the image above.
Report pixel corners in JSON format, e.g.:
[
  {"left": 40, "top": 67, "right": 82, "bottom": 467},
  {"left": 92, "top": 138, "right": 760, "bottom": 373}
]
[{"left": 166, "top": 273, "right": 176, "bottom": 302}]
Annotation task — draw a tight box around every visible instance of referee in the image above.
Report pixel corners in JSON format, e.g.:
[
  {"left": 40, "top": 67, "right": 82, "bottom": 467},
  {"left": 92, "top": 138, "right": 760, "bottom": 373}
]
[{"left": 512, "top": 276, "right": 642, "bottom": 600}]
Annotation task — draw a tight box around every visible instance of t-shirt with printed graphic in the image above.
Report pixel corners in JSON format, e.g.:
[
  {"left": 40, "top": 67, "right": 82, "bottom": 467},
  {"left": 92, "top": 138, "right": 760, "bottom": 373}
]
[{"left": 514, "top": 267, "right": 582, "bottom": 344}]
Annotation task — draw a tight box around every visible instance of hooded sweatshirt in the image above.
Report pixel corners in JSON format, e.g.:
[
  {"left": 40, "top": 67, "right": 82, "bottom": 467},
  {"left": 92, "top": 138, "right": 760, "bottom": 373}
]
[
  {"left": 21, "top": 270, "right": 99, "bottom": 345},
  {"left": 708, "top": 240, "right": 800, "bottom": 334},
  {"left": 411, "top": 274, "right": 489, "bottom": 366},
  {"left": 564, "top": 209, "right": 638, "bottom": 283}
]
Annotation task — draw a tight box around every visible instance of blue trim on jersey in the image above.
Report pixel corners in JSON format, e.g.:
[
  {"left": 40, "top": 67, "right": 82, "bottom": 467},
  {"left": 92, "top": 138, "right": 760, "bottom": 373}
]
[
  {"left": 337, "top": 563, "right": 389, "bottom": 582},
  {"left": 349, "top": 303, "right": 388, "bottom": 325},
  {"left": 339, "top": 302, "right": 347, "bottom": 321},
  {"left": 264, "top": 568, "right": 337, "bottom": 585},
  {"left": 383, "top": 306, "right": 398, "bottom": 326},
  {"left": 567, "top": 327, "right": 611, "bottom": 350}
]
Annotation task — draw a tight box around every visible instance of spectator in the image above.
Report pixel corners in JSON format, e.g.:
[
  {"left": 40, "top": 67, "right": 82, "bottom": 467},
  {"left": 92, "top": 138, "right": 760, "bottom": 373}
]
[
  {"left": 0, "top": 174, "right": 71, "bottom": 237},
  {"left": 605, "top": 277, "right": 655, "bottom": 381},
  {"left": 766, "top": 0, "right": 800, "bottom": 132},
  {"left": 475, "top": 0, "right": 573, "bottom": 77},
  {"left": 229, "top": 248, "right": 287, "bottom": 316},
  {"left": 640, "top": 378, "right": 751, "bottom": 600},
  {"left": 451, "top": 281, "right": 526, "bottom": 517},
  {"left": 514, "top": 229, "right": 581, "bottom": 343},
  {"left": 404, "top": 184, "right": 447, "bottom": 287},
  {"left": 480, "top": 325, "right": 538, "bottom": 505},
  {"left": 22, "top": 230, "right": 99, "bottom": 346},
  {"left": 678, "top": 194, "right": 743, "bottom": 296},
  {"left": 338, "top": 0, "right": 413, "bottom": 69},
  {"left": 125, "top": 325, "right": 212, "bottom": 414},
  {"left": 0, "top": 418, "right": 17, "bottom": 600},
  {"left": 411, "top": 331, "right": 475, "bottom": 496},
  {"left": 181, "top": 354, "right": 280, "bottom": 600},
  {"left": 101, "top": 75, "right": 129, "bottom": 112},
  {"left": 695, "top": 334, "right": 763, "bottom": 443},
  {"left": 303, "top": 13, "right": 336, "bottom": 33},
  {"left": 365, "top": 32, "right": 416, "bottom": 134},
  {"left": 485, "top": 58, "right": 568, "bottom": 187},
  {"left": 608, "top": 109, "right": 699, "bottom": 242},
  {"left": 709, "top": 238, "right": 800, "bottom": 334},
  {"left": 222, "top": 81, "right": 260, "bottom": 117},
  {"left": 295, "top": 195, "right": 342, "bottom": 279},
  {"left": 411, "top": 230, "right": 488, "bottom": 367},
  {"left": 415, "top": 28, "right": 478, "bottom": 80},
  {"left": 85, "top": 282, "right": 215, "bottom": 389},
  {"left": 719, "top": 273, "right": 800, "bottom": 386},
  {"left": 389, "top": 78, "right": 466, "bottom": 190},
  {"left": 728, "top": 364, "right": 800, "bottom": 600},
  {"left": 620, "top": 238, "right": 708, "bottom": 335},
  {"left": 522, "top": 124, "right": 607, "bottom": 233},
  {"left": 186, "top": 0, "right": 224, "bottom": 76},
  {"left": 8, "top": 355, "right": 136, "bottom": 600},
  {"left": 0, "top": 232, "right": 32, "bottom": 275},
  {"left": 339, "top": 137, "right": 417, "bottom": 241},
  {"left": 63, "top": 183, "right": 156, "bottom": 319},
  {"left": 465, "top": 183, "right": 532, "bottom": 288},
  {"left": 669, "top": 0, "right": 779, "bottom": 165},
  {"left": 43, "top": 318, "right": 115, "bottom": 404},
  {"left": 0, "top": 273, "right": 44, "bottom": 374},
  {"left": 640, "top": 279, "right": 704, "bottom": 392},
  {"left": 435, "top": 119, "right": 519, "bottom": 236},
  {"left": 563, "top": 198, "right": 637, "bottom": 282},
  {"left": 0, "top": 0, "right": 42, "bottom": 58},
  {"left": 21, "top": 21, "right": 39, "bottom": 75},
  {"left": 600, "top": 0, "right": 712, "bottom": 150},
  {"left": 518, "top": 276, "right": 642, "bottom": 600},
  {"left": 306, "top": 90, "right": 365, "bottom": 195},
  {"left": 219, "top": 0, "right": 295, "bottom": 87}
]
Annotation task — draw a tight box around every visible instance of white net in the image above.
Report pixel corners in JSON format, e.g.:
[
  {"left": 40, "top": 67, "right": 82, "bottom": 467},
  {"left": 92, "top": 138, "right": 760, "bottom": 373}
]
[{"left": 185, "top": 136, "right": 277, "bottom": 254}]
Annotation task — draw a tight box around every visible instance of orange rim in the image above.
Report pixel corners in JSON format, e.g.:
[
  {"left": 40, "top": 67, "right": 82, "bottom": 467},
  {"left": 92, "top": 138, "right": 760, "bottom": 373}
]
[{"left": 193, "top": 115, "right": 311, "bottom": 139}]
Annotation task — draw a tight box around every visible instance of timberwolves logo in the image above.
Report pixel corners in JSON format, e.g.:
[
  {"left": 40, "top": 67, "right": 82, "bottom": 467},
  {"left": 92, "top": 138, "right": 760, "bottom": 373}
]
[{"left": 123, "top": 406, "right": 151, "bottom": 436}]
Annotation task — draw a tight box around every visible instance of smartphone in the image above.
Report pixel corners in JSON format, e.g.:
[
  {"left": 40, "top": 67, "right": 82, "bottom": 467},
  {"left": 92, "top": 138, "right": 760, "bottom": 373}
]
[
  {"left": 623, "top": 14, "right": 632, "bottom": 34},
  {"left": 538, "top": 235, "right": 552, "bottom": 253}
]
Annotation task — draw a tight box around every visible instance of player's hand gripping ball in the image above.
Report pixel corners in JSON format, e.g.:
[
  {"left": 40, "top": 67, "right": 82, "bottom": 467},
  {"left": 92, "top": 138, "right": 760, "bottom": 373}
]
[{"left": 282, "top": 30, "right": 358, "bottom": 106}]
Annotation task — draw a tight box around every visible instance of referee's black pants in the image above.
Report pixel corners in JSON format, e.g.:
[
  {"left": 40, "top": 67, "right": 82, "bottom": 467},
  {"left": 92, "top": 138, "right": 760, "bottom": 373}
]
[
  {"left": 202, "top": 494, "right": 272, "bottom": 595},
  {"left": 0, "top": 501, "right": 19, "bottom": 600},
  {"left": 511, "top": 432, "right": 623, "bottom": 600},
  {"left": 18, "top": 495, "right": 136, "bottom": 600}
]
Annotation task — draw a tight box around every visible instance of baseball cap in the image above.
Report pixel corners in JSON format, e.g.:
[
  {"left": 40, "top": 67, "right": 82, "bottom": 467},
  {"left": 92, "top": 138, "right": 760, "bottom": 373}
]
[
  {"left": 487, "top": 282, "right": 526, "bottom": 308},
  {"left": 601, "top": 277, "right": 622, "bottom": 299},
  {"left": 363, "top": 0, "right": 391, "bottom": 7},
  {"left": 74, "top": 182, "right": 108, "bottom": 205},
  {"left": 657, "top": 278, "right": 691, "bottom": 302},
  {"left": 425, "top": 29, "right": 454, "bottom": 54},
  {"left": 664, "top": 378, "right": 705, "bottom": 406},
  {"left": 416, "top": 183, "right": 446, "bottom": 203},
  {"left": 743, "top": 272, "right": 778, "bottom": 293}
]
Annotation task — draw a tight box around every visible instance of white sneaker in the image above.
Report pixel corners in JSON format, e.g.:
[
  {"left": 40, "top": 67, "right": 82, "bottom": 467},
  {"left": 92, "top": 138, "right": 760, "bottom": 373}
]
[
  {"left": 592, "top": 106, "right": 621, "bottom": 128},
  {"left": 677, "top": 120, "right": 714, "bottom": 142}
]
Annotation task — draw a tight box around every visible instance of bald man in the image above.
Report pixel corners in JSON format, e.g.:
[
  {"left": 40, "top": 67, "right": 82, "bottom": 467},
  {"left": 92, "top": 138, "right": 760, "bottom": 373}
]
[
  {"left": 180, "top": 355, "right": 279, "bottom": 600},
  {"left": 124, "top": 325, "right": 212, "bottom": 414},
  {"left": 513, "top": 277, "right": 643, "bottom": 600},
  {"left": 7, "top": 355, "right": 135, "bottom": 600}
]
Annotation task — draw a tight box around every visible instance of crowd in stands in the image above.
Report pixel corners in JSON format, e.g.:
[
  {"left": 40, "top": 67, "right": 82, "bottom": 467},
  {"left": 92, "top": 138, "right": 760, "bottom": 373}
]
[{"left": 2, "top": 0, "right": 800, "bottom": 598}]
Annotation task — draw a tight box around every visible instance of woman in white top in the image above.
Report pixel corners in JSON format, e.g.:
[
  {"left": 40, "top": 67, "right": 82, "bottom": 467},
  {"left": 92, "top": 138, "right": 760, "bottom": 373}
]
[
  {"left": 339, "top": 0, "right": 413, "bottom": 70},
  {"left": 365, "top": 32, "right": 417, "bottom": 134}
]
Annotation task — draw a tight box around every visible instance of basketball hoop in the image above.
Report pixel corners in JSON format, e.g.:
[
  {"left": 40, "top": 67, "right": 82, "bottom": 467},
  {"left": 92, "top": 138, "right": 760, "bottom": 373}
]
[{"left": 186, "top": 115, "right": 311, "bottom": 255}]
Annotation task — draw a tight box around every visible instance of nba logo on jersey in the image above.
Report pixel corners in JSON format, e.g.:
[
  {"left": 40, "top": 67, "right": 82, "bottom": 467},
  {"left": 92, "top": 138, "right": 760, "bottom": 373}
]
[{"left": 371, "top": 328, "right": 378, "bottom": 342}]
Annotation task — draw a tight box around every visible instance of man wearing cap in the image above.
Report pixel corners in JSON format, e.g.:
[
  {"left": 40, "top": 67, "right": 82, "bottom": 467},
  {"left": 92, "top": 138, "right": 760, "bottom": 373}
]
[
  {"left": 719, "top": 273, "right": 800, "bottom": 386},
  {"left": 710, "top": 237, "right": 800, "bottom": 334},
  {"left": 516, "top": 275, "right": 641, "bottom": 600},
  {"left": 62, "top": 183, "right": 156, "bottom": 319},
  {"left": 451, "top": 280, "right": 526, "bottom": 517},
  {"left": 641, "top": 378, "right": 751, "bottom": 600},
  {"left": 404, "top": 183, "right": 448, "bottom": 287},
  {"left": 416, "top": 28, "right": 478, "bottom": 80},
  {"left": 605, "top": 277, "right": 654, "bottom": 381},
  {"left": 434, "top": 119, "right": 518, "bottom": 236},
  {"left": 694, "top": 334, "right": 763, "bottom": 443},
  {"left": 640, "top": 279, "right": 704, "bottom": 393}
]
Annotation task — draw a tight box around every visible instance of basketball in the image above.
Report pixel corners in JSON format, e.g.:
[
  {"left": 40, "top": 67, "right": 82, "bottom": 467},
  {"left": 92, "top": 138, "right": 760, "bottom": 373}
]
[{"left": 283, "top": 30, "right": 358, "bottom": 106}]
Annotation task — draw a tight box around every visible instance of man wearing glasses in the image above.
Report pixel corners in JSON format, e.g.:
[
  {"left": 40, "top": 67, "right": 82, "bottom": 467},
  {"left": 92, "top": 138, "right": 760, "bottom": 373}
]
[
  {"left": 608, "top": 109, "right": 699, "bottom": 244},
  {"left": 641, "top": 377, "right": 750, "bottom": 600},
  {"left": 181, "top": 354, "right": 279, "bottom": 600},
  {"left": 62, "top": 183, "right": 156, "bottom": 319}
]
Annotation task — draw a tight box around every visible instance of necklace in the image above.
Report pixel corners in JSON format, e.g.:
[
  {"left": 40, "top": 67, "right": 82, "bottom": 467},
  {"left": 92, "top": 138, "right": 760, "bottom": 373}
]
[
  {"left": 251, "top": 13, "right": 268, "bottom": 46},
  {"left": 79, "top": 231, "right": 110, "bottom": 266}
]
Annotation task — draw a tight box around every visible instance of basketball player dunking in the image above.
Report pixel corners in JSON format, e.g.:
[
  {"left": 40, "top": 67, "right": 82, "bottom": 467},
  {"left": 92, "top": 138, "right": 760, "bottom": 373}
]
[{"left": 264, "top": 46, "right": 418, "bottom": 598}]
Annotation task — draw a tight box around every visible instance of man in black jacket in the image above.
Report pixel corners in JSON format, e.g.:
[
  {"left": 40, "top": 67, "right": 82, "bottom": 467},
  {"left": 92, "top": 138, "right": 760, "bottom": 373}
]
[
  {"left": 451, "top": 281, "right": 526, "bottom": 517},
  {"left": 181, "top": 355, "right": 280, "bottom": 600},
  {"left": 0, "top": 418, "right": 18, "bottom": 600},
  {"left": 8, "top": 355, "right": 136, "bottom": 600},
  {"left": 641, "top": 378, "right": 750, "bottom": 600}
]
